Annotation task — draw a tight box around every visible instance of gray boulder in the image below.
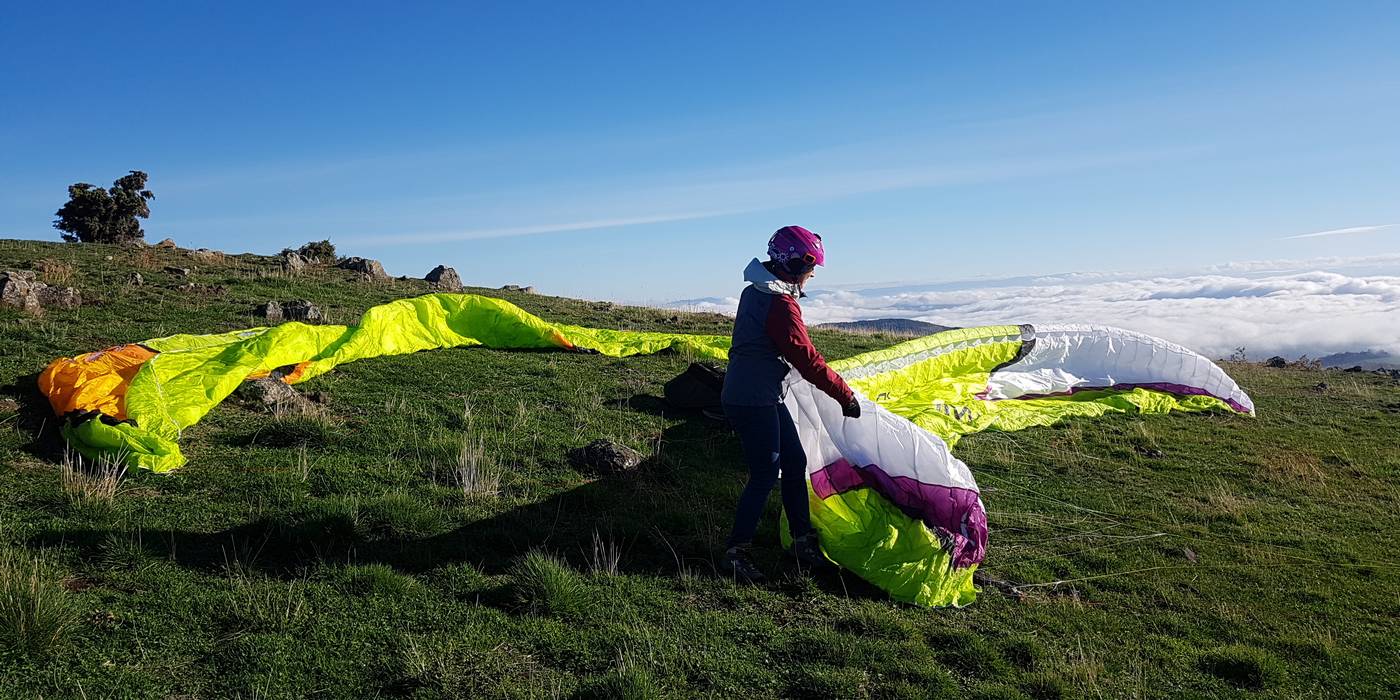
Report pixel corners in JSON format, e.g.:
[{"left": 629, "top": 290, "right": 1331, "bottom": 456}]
[
  {"left": 1, "top": 270, "right": 80, "bottom": 313},
  {"left": 155, "top": 238, "right": 177, "bottom": 249},
  {"left": 164, "top": 266, "right": 192, "bottom": 278},
  {"left": 337, "top": 257, "right": 389, "bottom": 280},
  {"left": 568, "top": 439, "right": 644, "bottom": 475},
  {"left": 281, "top": 300, "right": 323, "bottom": 323},
  {"left": 282, "top": 251, "right": 307, "bottom": 274},
  {"left": 260, "top": 300, "right": 324, "bottom": 324},
  {"left": 426, "top": 265, "right": 463, "bottom": 291},
  {"left": 242, "top": 377, "right": 321, "bottom": 416},
  {"left": 36, "top": 286, "right": 81, "bottom": 309},
  {"left": 1263, "top": 356, "right": 1287, "bottom": 368},
  {"left": 0, "top": 272, "right": 42, "bottom": 313}
]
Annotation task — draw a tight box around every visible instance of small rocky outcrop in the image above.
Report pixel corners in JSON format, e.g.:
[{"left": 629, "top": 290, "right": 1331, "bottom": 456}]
[
  {"left": 172, "top": 282, "right": 226, "bottom": 296},
  {"left": 282, "top": 251, "right": 307, "bottom": 274},
  {"left": 425, "top": 265, "right": 462, "bottom": 291},
  {"left": 241, "top": 377, "right": 321, "bottom": 416},
  {"left": 1, "top": 270, "right": 82, "bottom": 313},
  {"left": 568, "top": 439, "right": 644, "bottom": 475},
  {"left": 155, "top": 238, "right": 178, "bottom": 249},
  {"left": 1263, "top": 356, "right": 1287, "bottom": 368},
  {"left": 260, "top": 300, "right": 324, "bottom": 324},
  {"left": 282, "top": 300, "right": 323, "bottom": 322},
  {"left": 164, "top": 266, "right": 192, "bottom": 278},
  {"left": 189, "top": 248, "right": 223, "bottom": 262},
  {"left": 501, "top": 284, "right": 537, "bottom": 294},
  {"left": 337, "top": 257, "right": 389, "bottom": 281},
  {"left": 126, "top": 272, "right": 144, "bottom": 286},
  {"left": 37, "top": 286, "right": 82, "bottom": 309}
]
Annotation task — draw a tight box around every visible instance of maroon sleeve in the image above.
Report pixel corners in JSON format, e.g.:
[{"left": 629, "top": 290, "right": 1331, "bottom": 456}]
[{"left": 765, "top": 295, "right": 855, "bottom": 404}]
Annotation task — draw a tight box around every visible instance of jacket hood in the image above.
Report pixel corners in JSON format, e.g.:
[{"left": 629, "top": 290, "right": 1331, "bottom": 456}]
[{"left": 743, "top": 258, "right": 801, "bottom": 298}]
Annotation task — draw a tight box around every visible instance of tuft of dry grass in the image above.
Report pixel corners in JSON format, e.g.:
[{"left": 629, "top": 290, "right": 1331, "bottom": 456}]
[
  {"left": 127, "top": 247, "right": 163, "bottom": 271},
  {"left": 0, "top": 549, "right": 82, "bottom": 657},
  {"left": 1259, "top": 448, "right": 1326, "bottom": 486},
  {"left": 60, "top": 449, "right": 126, "bottom": 508},
  {"left": 454, "top": 434, "right": 502, "bottom": 498},
  {"left": 588, "top": 529, "right": 622, "bottom": 577},
  {"left": 1199, "top": 478, "right": 1253, "bottom": 521},
  {"left": 294, "top": 444, "right": 311, "bottom": 482},
  {"left": 1060, "top": 637, "right": 1106, "bottom": 695},
  {"left": 34, "top": 258, "right": 75, "bottom": 286}
]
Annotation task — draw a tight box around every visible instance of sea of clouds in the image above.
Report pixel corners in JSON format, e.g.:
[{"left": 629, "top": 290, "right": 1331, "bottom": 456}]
[{"left": 670, "top": 255, "right": 1400, "bottom": 362}]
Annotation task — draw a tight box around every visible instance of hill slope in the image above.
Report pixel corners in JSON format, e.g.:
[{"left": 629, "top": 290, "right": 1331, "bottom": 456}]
[{"left": 2, "top": 238, "right": 1397, "bottom": 699}]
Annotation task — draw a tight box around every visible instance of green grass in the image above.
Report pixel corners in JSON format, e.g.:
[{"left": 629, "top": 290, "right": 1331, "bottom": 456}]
[{"left": 2, "top": 238, "right": 1398, "bottom": 698}]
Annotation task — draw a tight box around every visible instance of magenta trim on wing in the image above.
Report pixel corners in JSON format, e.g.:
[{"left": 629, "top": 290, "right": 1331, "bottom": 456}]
[
  {"left": 811, "top": 458, "right": 987, "bottom": 568},
  {"left": 979, "top": 381, "right": 1250, "bottom": 414}
]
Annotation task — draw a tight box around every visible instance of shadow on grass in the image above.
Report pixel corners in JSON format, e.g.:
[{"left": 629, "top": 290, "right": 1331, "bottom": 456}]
[
  {"left": 4, "top": 370, "right": 71, "bottom": 463},
  {"left": 30, "top": 395, "right": 890, "bottom": 602}
]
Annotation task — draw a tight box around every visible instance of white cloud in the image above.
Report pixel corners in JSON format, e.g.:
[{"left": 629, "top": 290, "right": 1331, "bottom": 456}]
[
  {"left": 1282, "top": 223, "right": 1398, "bottom": 240},
  {"left": 673, "top": 257, "right": 1400, "bottom": 360}
]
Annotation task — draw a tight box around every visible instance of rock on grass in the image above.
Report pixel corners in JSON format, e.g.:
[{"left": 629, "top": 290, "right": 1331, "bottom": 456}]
[
  {"left": 568, "top": 439, "right": 643, "bottom": 475},
  {"left": 337, "top": 256, "right": 389, "bottom": 281}
]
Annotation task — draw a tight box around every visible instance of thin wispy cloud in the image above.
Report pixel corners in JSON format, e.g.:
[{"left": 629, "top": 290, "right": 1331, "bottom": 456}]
[
  {"left": 1283, "top": 224, "right": 1397, "bottom": 240},
  {"left": 340, "top": 146, "right": 1194, "bottom": 246},
  {"left": 340, "top": 210, "right": 744, "bottom": 245}
]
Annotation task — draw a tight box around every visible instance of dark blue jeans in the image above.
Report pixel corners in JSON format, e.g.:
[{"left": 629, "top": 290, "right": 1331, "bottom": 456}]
[{"left": 724, "top": 403, "right": 813, "bottom": 548}]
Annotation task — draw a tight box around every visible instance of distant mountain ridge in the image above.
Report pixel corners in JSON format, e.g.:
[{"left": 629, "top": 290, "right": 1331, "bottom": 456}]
[
  {"left": 815, "top": 318, "right": 956, "bottom": 336},
  {"left": 1318, "top": 349, "right": 1400, "bottom": 370}
]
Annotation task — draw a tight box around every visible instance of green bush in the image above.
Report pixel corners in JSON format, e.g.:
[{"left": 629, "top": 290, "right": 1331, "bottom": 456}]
[
  {"left": 512, "top": 550, "right": 589, "bottom": 618},
  {"left": 1199, "top": 644, "right": 1287, "bottom": 690},
  {"left": 332, "top": 563, "right": 420, "bottom": 597},
  {"left": 281, "top": 239, "right": 338, "bottom": 264},
  {"left": 574, "top": 665, "right": 664, "bottom": 700},
  {"left": 360, "top": 492, "right": 446, "bottom": 539}
]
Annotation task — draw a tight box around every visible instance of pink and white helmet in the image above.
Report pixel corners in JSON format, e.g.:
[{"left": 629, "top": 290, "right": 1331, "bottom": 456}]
[{"left": 767, "top": 225, "right": 825, "bottom": 270}]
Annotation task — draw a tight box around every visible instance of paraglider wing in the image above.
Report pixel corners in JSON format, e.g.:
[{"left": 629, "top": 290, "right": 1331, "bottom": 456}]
[
  {"left": 778, "top": 323, "right": 1252, "bottom": 606},
  {"left": 38, "top": 298, "right": 1252, "bottom": 608},
  {"left": 40, "top": 293, "right": 731, "bottom": 472}
]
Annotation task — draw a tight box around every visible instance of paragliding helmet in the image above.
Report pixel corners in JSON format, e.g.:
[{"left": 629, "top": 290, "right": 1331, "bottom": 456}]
[{"left": 768, "top": 225, "right": 825, "bottom": 277}]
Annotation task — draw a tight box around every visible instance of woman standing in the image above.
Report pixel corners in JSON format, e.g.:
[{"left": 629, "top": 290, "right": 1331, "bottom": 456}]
[{"left": 720, "top": 225, "right": 861, "bottom": 583}]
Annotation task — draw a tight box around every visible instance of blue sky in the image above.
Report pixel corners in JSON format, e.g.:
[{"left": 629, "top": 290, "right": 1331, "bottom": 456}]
[{"left": 2, "top": 2, "right": 1398, "bottom": 303}]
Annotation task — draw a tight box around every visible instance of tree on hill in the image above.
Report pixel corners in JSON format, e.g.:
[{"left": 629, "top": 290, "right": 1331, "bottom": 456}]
[{"left": 53, "top": 170, "right": 155, "bottom": 244}]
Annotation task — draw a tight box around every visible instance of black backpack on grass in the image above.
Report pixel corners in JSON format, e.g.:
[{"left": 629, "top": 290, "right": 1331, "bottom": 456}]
[{"left": 664, "top": 362, "right": 726, "bottom": 413}]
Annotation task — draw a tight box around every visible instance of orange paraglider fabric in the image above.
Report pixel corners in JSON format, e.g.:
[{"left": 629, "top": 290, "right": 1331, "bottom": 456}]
[{"left": 38, "top": 344, "right": 158, "bottom": 421}]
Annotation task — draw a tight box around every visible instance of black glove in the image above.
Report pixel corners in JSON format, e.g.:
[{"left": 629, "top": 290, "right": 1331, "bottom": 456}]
[{"left": 842, "top": 398, "right": 861, "bottom": 419}]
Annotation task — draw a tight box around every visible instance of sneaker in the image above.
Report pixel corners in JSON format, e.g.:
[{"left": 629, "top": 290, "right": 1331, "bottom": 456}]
[
  {"left": 722, "top": 545, "right": 767, "bottom": 584},
  {"left": 791, "top": 531, "right": 832, "bottom": 571}
]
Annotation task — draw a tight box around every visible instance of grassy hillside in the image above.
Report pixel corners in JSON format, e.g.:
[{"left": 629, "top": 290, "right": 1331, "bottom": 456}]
[{"left": 1, "top": 238, "right": 1397, "bottom": 699}]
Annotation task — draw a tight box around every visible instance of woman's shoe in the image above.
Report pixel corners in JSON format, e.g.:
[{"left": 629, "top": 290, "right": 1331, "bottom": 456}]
[
  {"left": 791, "top": 531, "right": 832, "bottom": 571},
  {"left": 722, "top": 545, "right": 767, "bottom": 584}
]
